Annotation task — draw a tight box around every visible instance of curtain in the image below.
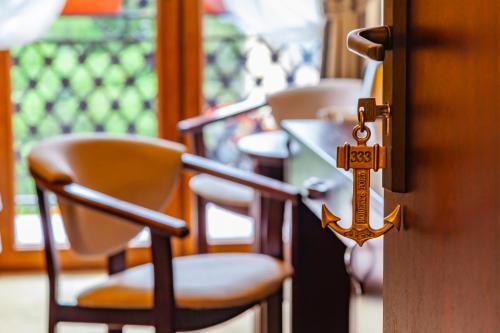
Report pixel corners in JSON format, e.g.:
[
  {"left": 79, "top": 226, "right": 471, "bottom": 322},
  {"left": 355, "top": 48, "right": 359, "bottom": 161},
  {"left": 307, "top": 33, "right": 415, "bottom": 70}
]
[
  {"left": 221, "top": 0, "right": 380, "bottom": 78},
  {"left": 0, "top": 0, "right": 66, "bottom": 49},
  {"left": 222, "top": 0, "right": 324, "bottom": 48},
  {"left": 322, "top": 0, "right": 376, "bottom": 78}
]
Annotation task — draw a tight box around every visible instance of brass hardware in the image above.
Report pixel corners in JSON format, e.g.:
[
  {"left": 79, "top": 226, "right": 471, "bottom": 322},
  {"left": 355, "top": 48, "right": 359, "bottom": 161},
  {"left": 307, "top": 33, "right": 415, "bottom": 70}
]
[
  {"left": 358, "top": 98, "right": 391, "bottom": 135},
  {"left": 357, "top": 98, "right": 390, "bottom": 122},
  {"left": 321, "top": 105, "right": 402, "bottom": 246},
  {"left": 347, "top": 26, "right": 392, "bottom": 61}
]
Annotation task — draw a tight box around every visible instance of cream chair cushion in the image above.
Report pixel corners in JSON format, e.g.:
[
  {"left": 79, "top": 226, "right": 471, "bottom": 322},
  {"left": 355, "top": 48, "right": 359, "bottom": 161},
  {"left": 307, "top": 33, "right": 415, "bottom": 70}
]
[
  {"left": 189, "top": 174, "right": 255, "bottom": 208},
  {"left": 77, "top": 253, "right": 292, "bottom": 310}
]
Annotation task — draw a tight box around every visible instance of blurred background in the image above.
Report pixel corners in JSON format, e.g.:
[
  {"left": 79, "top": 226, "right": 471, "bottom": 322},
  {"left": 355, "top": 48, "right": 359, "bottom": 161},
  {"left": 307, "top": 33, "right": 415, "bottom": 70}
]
[{"left": 0, "top": 0, "right": 382, "bottom": 332}]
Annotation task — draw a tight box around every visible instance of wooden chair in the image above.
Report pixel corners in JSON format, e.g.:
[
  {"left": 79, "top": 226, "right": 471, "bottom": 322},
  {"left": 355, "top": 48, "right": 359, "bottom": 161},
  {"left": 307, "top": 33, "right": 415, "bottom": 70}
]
[
  {"left": 178, "top": 62, "right": 381, "bottom": 253},
  {"left": 28, "top": 133, "right": 299, "bottom": 333}
]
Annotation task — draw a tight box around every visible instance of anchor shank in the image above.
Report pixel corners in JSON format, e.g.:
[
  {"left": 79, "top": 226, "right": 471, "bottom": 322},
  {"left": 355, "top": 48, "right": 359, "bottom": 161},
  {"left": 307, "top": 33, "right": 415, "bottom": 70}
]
[{"left": 353, "top": 168, "right": 371, "bottom": 229}]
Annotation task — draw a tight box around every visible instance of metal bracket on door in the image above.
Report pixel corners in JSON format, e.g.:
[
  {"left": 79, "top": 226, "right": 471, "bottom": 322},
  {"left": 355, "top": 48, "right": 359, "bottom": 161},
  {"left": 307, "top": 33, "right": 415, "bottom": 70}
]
[{"left": 346, "top": 0, "right": 407, "bottom": 193}]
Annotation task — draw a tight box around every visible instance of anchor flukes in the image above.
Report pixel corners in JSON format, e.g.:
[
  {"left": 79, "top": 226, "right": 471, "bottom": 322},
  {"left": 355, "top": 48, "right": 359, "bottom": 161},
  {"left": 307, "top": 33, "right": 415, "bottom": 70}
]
[
  {"left": 384, "top": 204, "right": 402, "bottom": 231},
  {"left": 321, "top": 204, "right": 340, "bottom": 228},
  {"left": 322, "top": 203, "right": 403, "bottom": 246}
]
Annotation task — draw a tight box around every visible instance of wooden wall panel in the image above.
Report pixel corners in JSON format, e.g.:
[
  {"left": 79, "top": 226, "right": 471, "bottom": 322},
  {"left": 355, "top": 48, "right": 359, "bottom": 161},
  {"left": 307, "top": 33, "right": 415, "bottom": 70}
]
[{"left": 0, "top": 51, "right": 15, "bottom": 261}]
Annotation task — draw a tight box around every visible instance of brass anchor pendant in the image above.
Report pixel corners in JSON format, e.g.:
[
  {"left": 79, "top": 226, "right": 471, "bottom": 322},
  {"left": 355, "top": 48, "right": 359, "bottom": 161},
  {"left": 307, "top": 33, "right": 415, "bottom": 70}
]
[{"left": 321, "top": 117, "right": 401, "bottom": 246}]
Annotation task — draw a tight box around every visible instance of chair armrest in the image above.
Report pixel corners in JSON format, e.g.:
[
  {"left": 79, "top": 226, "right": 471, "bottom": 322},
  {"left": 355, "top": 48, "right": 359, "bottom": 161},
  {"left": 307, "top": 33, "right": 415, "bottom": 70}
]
[
  {"left": 178, "top": 95, "right": 268, "bottom": 134},
  {"left": 34, "top": 177, "right": 189, "bottom": 238},
  {"left": 182, "top": 153, "right": 301, "bottom": 202}
]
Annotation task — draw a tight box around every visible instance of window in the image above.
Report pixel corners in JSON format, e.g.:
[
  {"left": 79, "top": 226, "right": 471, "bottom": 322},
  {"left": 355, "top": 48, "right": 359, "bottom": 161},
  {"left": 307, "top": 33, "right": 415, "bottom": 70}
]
[
  {"left": 0, "top": 0, "right": 163, "bottom": 270},
  {"left": 11, "top": 0, "right": 157, "bottom": 251}
]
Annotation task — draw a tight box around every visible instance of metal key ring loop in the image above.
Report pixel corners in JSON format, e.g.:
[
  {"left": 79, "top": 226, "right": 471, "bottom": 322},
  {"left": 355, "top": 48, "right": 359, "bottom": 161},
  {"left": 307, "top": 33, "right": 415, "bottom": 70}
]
[
  {"left": 352, "top": 124, "right": 371, "bottom": 144},
  {"left": 358, "top": 107, "right": 366, "bottom": 132}
]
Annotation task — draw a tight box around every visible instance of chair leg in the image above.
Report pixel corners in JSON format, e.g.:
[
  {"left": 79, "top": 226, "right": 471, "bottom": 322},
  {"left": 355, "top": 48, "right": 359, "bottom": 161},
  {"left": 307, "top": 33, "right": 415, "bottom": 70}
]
[
  {"left": 47, "top": 298, "right": 57, "bottom": 333},
  {"left": 260, "top": 290, "right": 283, "bottom": 333},
  {"left": 154, "top": 314, "right": 175, "bottom": 333},
  {"left": 195, "top": 195, "right": 209, "bottom": 253},
  {"left": 249, "top": 199, "right": 261, "bottom": 253},
  {"left": 108, "top": 324, "right": 123, "bottom": 333},
  {"left": 155, "top": 320, "right": 175, "bottom": 333},
  {"left": 48, "top": 318, "right": 57, "bottom": 333}
]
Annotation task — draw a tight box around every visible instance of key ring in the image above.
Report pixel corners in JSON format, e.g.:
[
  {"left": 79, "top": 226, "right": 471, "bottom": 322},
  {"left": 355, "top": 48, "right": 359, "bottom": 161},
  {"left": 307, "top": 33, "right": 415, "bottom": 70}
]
[
  {"left": 352, "top": 124, "right": 371, "bottom": 144},
  {"left": 358, "top": 106, "right": 366, "bottom": 132}
]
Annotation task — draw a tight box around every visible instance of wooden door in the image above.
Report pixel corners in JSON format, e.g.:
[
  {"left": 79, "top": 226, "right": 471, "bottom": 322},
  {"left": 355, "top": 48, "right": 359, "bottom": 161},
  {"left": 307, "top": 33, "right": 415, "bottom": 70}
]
[{"left": 384, "top": 0, "right": 500, "bottom": 331}]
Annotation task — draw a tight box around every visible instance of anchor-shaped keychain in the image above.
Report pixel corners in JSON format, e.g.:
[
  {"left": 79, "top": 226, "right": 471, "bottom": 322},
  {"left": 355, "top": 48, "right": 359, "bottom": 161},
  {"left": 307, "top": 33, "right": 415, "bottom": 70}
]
[{"left": 322, "top": 98, "right": 401, "bottom": 246}]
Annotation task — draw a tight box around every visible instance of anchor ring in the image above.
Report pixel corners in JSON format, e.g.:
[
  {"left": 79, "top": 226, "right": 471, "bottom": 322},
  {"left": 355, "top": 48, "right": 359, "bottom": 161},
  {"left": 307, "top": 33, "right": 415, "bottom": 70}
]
[{"left": 352, "top": 124, "right": 371, "bottom": 144}]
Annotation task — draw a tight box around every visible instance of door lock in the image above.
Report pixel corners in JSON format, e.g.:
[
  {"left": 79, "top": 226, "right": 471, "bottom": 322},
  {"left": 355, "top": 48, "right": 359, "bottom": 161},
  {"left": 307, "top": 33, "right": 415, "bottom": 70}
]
[
  {"left": 357, "top": 98, "right": 391, "bottom": 135},
  {"left": 357, "top": 98, "right": 390, "bottom": 122}
]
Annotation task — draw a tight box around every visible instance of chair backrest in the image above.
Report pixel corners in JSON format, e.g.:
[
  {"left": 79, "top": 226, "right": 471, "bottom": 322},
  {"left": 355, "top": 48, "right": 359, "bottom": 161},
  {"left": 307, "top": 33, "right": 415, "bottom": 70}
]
[
  {"left": 28, "top": 134, "right": 185, "bottom": 257},
  {"left": 268, "top": 61, "right": 382, "bottom": 125}
]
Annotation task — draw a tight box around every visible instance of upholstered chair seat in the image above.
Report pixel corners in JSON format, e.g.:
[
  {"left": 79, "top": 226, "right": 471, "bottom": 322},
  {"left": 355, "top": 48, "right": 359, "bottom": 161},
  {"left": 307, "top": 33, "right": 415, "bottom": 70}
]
[
  {"left": 78, "top": 253, "right": 292, "bottom": 309},
  {"left": 189, "top": 174, "right": 255, "bottom": 209}
]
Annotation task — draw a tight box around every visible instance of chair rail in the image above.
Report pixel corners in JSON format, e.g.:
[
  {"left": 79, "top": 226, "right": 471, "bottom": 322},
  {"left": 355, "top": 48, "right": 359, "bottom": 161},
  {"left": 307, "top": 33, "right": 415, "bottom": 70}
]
[
  {"left": 182, "top": 153, "right": 300, "bottom": 202},
  {"left": 33, "top": 175, "right": 189, "bottom": 238},
  {"left": 178, "top": 95, "right": 267, "bottom": 134}
]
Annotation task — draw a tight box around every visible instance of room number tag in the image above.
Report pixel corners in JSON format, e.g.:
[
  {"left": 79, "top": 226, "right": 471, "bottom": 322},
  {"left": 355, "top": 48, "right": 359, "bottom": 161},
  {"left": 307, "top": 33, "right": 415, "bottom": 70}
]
[{"left": 321, "top": 105, "right": 401, "bottom": 246}]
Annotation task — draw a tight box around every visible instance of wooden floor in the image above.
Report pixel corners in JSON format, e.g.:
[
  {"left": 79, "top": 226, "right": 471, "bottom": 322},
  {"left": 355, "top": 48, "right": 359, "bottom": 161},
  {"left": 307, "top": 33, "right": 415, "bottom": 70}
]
[{"left": 0, "top": 272, "right": 382, "bottom": 332}]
